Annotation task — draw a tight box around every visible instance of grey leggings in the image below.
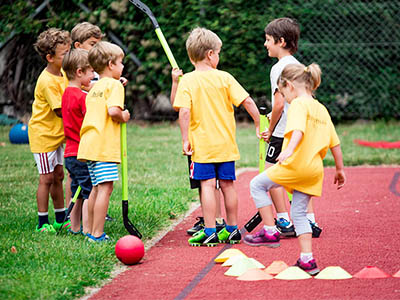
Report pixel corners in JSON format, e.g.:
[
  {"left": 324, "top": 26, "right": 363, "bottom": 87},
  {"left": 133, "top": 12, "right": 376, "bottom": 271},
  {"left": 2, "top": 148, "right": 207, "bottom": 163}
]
[{"left": 250, "top": 172, "right": 312, "bottom": 236}]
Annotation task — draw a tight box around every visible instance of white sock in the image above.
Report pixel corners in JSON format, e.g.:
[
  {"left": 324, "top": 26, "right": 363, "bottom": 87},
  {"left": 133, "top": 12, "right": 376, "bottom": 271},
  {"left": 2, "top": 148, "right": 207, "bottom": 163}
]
[
  {"left": 300, "top": 252, "right": 313, "bottom": 263},
  {"left": 277, "top": 212, "right": 290, "bottom": 221},
  {"left": 307, "top": 213, "right": 316, "bottom": 223},
  {"left": 263, "top": 225, "right": 277, "bottom": 235},
  {"left": 54, "top": 207, "right": 66, "bottom": 213}
]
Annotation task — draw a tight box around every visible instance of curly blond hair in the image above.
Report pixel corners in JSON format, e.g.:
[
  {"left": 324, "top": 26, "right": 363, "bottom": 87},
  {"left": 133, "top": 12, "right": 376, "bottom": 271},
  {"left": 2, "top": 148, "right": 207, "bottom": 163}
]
[{"left": 34, "top": 28, "right": 71, "bottom": 61}]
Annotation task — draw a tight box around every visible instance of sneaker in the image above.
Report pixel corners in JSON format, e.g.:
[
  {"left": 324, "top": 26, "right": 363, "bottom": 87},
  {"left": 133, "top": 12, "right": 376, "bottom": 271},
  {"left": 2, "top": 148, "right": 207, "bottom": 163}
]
[
  {"left": 243, "top": 228, "right": 280, "bottom": 248},
  {"left": 188, "top": 230, "right": 219, "bottom": 247},
  {"left": 105, "top": 214, "right": 114, "bottom": 222},
  {"left": 216, "top": 219, "right": 226, "bottom": 233},
  {"left": 87, "top": 232, "right": 110, "bottom": 242},
  {"left": 67, "top": 228, "right": 82, "bottom": 235},
  {"left": 35, "top": 223, "right": 56, "bottom": 233},
  {"left": 275, "top": 218, "right": 296, "bottom": 237},
  {"left": 53, "top": 220, "right": 71, "bottom": 231},
  {"left": 217, "top": 227, "right": 241, "bottom": 244},
  {"left": 187, "top": 217, "right": 204, "bottom": 236},
  {"left": 295, "top": 258, "right": 320, "bottom": 275},
  {"left": 310, "top": 221, "right": 322, "bottom": 238}
]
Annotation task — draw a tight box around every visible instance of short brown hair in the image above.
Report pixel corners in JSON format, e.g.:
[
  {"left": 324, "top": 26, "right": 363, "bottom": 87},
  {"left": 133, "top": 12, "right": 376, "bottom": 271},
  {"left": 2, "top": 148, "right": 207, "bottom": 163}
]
[
  {"left": 62, "top": 48, "right": 91, "bottom": 80},
  {"left": 88, "top": 41, "right": 124, "bottom": 73},
  {"left": 186, "top": 27, "right": 222, "bottom": 63},
  {"left": 278, "top": 63, "right": 322, "bottom": 92},
  {"left": 71, "top": 22, "right": 104, "bottom": 45},
  {"left": 265, "top": 18, "right": 300, "bottom": 54},
  {"left": 34, "top": 28, "right": 71, "bottom": 61}
]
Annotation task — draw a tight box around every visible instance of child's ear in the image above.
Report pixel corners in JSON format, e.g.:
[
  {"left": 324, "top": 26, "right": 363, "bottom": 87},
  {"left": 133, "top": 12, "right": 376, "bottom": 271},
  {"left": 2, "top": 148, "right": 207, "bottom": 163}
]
[
  {"left": 279, "top": 37, "right": 287, "bottom": 48},
  {"left": 74, "top": 41, "right": 81, "bottom": 49},
  {"left": 46, "top": 53, "right": 54, "bottom": 63},
  {"left": 76, "top": 68, "right": 83, "bottom": 77},
  {"left": 206, "top": 49, "right": 213, "bottom": 59},
  {"left": 108, "top": 60, "right": 114, "bottom": 69}
]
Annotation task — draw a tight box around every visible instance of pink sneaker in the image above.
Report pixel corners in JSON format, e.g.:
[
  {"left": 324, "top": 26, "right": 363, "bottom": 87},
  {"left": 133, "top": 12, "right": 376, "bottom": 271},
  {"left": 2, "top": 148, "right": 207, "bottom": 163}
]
[
  {"left": 243, "top": 228, "right": 280, "bottom": 248},
  {"left": 295, "top": 258, "right": 320, "bottom": 275}
]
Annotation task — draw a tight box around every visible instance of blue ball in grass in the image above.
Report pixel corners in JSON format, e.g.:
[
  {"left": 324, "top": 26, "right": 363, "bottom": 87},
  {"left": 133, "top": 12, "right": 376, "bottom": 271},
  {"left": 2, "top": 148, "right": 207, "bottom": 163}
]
[{"left": 9, "top": 123, "right": 29, "bottom": 144}]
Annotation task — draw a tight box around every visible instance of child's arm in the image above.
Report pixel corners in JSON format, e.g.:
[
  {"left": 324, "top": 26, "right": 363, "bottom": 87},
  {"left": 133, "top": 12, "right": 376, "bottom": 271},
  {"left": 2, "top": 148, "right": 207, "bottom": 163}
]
[
  {"left": 330, "top": 144, "right": 346, "bottom": 189},
  {"left": 108, "top": 107, "right": 130, "bottom": 123},
  {"left": 241, "top": 97, "right": 260, "bottom": 138},
  {"left": 276, "top": 130, "right": 303, "bottom": 163},
  {"left": 170, "top": 68, "right": 183, "bottom": 111},
  {"left": 178, "top": 107, "right": 193, "bottom": 155},
  {"left": 266, "top": 91, "right": 285, "bottom": 142}
]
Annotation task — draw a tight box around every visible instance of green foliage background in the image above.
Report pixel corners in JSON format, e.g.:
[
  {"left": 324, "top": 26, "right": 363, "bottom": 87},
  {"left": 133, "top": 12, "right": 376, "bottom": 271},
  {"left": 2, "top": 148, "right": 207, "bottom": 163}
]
[{"left": 0, "top": 0, "right": 399, "bottom": 121}]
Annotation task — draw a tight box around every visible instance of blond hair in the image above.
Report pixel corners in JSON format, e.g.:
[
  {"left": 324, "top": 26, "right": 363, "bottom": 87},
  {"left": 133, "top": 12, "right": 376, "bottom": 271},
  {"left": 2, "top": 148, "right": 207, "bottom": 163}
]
[
  {"left": 34, "top": 28, "right": 71, "bottom": 61},
  {"left": 186, "top": 27, "right": 222, "bottom": 62},
  {"left": 88, "top": 41, "right": 124, "bottom": 73},
  {"left": 71, "top": 22, "right": 104, "bottom": 45},
  {"left": 62, "top": 48, "right": 91, "bottom": 80},
  {"left": 278, "top": 63, "right": 322, "bottom": 92}
]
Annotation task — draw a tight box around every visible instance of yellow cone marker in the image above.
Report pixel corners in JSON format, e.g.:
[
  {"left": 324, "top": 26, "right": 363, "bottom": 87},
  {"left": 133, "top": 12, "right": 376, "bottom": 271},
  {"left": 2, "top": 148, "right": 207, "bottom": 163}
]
[
  {"left": 214, "top": 249, "right": 247, "bottom": 263},
  {"left": 237, "top": 268, "right": 274, "bottom": 281},
  {"left": 224, "top": 257, "right": 264, "bottom": 277},
  {"left": 315, "top": 266, "right": 352, "bottom": 280},
  {"left": 274, "top": 266, "right": 312, "bottom": 280},
  {"left": 393, "top": 269, "right": 400, "bottom": 278},
  {"left": 264, "top": 260, "right": 289, "bottom": 275}
]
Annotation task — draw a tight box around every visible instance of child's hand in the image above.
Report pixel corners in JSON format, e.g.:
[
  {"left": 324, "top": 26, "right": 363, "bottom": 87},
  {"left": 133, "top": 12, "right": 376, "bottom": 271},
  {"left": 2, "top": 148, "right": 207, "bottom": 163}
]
[
  {"left": 276, "top": 148, "right": 293, "bottom": 164},
  {"left": 182, "top": 140, "right": 193, "bottom": 156},
  {"left": 122, "top": 109, "right": 130, "bottom": 122},
  {"left": 120, "top": 77, "right": 128, "bottom": 86},
  {"left": 172, "top": 68, "right": 183, "bottom": 83},
  {"left": 334, "top": 169, "right": 346, "bottom": 189},
  {"left": 261, "top": 129, "right": 272, "bottom": 143},
  {"left": 267, "top": 112, "right": 271, "bottom": 122}
]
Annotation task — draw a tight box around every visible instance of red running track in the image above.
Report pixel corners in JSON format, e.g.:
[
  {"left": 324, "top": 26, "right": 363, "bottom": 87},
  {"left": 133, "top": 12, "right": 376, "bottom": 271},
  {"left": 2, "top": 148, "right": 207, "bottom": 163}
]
[{"left": 89, "top": 167, "right": 400, "bottom": 300}]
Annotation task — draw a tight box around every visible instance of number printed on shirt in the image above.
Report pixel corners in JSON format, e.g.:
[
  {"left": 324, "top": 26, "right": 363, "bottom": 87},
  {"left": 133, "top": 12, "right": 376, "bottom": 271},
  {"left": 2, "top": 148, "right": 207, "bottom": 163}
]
[{"left": 267, "top": 146, "right": 275, "bottom": 158}]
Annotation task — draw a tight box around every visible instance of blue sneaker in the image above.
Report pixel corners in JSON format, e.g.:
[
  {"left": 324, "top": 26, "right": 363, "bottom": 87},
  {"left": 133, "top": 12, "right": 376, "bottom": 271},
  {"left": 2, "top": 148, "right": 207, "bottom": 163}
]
[
  {"left": 275, "top": 218, "right": 296, "bottom": 237},
  {"left": 87, "top": 232, "right": 110, "bottom": 242}
]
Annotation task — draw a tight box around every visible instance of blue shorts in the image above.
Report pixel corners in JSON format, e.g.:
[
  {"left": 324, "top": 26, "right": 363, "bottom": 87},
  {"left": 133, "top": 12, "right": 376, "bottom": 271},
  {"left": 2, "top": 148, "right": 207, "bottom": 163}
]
[
  {"left": 87, "top": 161, "right": 119, "bottom": 186},
  {"left": 65, "top": 156, "right": 92, "bottom": 199},
  {"left": 191, "top": 161, "right": 236, "bottom": 181}
]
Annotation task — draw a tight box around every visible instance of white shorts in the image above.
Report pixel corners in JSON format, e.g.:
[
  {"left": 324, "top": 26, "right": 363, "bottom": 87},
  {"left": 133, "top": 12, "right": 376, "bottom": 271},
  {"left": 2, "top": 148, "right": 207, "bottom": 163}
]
[{"left": 33, "top": 146, "right": 64, "bottom": 174}]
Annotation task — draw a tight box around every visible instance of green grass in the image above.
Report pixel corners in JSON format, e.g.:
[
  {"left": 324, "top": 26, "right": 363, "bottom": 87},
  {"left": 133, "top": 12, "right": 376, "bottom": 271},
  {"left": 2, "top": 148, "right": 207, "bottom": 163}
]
[{"left": 1, "top": 120, "right": 399, "bottom": 299}]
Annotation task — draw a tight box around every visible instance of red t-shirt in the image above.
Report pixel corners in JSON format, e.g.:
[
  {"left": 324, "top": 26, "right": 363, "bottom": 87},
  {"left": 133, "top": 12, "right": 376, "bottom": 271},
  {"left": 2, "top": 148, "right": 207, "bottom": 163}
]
[{"left": 61, "top": 87, "right": 86, "bottom": 157}]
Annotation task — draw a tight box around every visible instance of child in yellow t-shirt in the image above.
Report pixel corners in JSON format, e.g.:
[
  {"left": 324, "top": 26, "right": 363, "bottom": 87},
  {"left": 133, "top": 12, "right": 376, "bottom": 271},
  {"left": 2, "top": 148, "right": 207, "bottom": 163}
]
[
  {"left": 28, "top": 28, "right": 71, "bottom": 233},
  {"left": 77, "top": 41, "right": 130, "bottom": 242},
  {"left": 173, "top": 27, "right": 260, "bottom": 247},
  {"left": 245, "top": 63, "right": 346, "bottom": 275}
]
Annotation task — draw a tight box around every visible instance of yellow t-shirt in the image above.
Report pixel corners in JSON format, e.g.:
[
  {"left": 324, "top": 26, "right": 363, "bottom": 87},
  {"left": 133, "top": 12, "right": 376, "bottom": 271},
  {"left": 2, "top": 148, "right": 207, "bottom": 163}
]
[
  {"left": 77, "top": 77, "right": 124, "bottom": 163},
  {"left": 28, "top": 69, "right": 68, "bottom": 153},
  {"left": 173, "top": 69, "right": 249, "bottom": 163},
  {"left": 267, "top": 97, "right": 340, "bottom": 196}
]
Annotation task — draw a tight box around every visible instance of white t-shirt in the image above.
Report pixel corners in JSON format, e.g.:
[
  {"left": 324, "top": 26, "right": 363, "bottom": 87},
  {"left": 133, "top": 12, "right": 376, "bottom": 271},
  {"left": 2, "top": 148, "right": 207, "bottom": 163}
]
[{"left": 270, "top": 55, "right": 300, "bottom": 137}]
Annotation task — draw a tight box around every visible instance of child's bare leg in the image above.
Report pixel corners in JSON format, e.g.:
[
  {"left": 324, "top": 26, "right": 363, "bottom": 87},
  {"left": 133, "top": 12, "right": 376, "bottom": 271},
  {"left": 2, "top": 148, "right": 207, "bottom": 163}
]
[
  {"left": 200, "top": 179, "right": 217, "bottom": 229},
  {"left": 50, "top": 164, "right": 65, "bottom": 210},
  {"left": 69, "top": 198, "right": 82, "bottom": 232},
  {"left": 258, "top": 205, "right": 275, "bottom": 226},
  {"left": 87, "top": 187, "right": 97, "bottom": 235},
  {"left": 37, "top": 173, "right": 53, "bottom": 213},
  {"left": 219, "top": 180, "right": 237, "bottom": 225},
  {"left": 92, "top": 181, "right": 113, "bottom": 237},
  {"left": 81, "top": 198, "right": 89, "bottom": 234},
  {"left": 215, "top": 188, "right": 222, "bottom": 219}
]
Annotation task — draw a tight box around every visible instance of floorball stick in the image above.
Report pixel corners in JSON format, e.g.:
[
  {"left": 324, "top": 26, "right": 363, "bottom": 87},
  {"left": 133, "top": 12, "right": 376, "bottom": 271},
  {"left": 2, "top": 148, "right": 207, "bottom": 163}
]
[
  {"left": 121, "top": 123, "right": 142, "bottom": 238},
  {"left": 56, "top": 185, "right": 81, "bottom": 235}
]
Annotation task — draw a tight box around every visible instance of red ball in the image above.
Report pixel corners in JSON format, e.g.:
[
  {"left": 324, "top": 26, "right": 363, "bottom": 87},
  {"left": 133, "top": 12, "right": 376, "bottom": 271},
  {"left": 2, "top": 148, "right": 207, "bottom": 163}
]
[{"left": 115, "top": 235, "right": 145, "bottom": 265}]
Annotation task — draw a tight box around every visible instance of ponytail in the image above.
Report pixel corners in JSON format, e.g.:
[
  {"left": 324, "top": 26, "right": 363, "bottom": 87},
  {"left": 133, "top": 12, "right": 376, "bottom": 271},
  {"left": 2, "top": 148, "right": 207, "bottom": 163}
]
[{"left": 279, "top": 63, "right": 322, "bottom": 92}]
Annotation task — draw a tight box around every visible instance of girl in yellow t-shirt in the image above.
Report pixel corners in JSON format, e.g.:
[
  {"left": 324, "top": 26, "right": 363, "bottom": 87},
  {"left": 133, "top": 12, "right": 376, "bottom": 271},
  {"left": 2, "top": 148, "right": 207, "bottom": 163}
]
[{"left": 244, "top": 63, "right": 346, "bottom": 276}]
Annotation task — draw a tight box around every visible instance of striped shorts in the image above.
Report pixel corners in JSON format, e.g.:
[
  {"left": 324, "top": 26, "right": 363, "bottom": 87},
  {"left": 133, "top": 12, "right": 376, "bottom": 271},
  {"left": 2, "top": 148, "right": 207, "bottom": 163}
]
[
  {"left": 87, "top": 161, "right": 119, "bottom": 186},
  {"left": 33, "top": 145, "right": 64, "bottom": 174}
]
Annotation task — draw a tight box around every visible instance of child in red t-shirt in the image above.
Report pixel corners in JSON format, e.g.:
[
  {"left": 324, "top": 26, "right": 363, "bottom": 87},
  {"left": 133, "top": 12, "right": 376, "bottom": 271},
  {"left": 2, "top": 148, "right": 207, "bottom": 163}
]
[{"left": 61, "top": 48, "right": 94, "bottom": 234}]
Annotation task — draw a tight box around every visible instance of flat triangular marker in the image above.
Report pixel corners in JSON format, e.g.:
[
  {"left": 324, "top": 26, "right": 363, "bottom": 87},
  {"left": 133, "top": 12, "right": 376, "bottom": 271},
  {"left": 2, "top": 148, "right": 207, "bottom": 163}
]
[
  {"left": 224, "top": 257, "right": 264, "bottom": 277},
  {"left": 353, "top": 266, "right": 390, "bottom": 279},
  {"left": 264, "top": 260, "right": 289, "bottom": 274},
  {"left": 214, "top": 249, "right": 247, "bottom": 263},
  {"left": 315, "top": 266, "right": 352, "bottom": 280},
  {"left": 222, "top": 254, "right": 247, "bottom": 266},
  {"left": 393, "top": 270, "right": 400, "bottom": 278},
  {"left": 274, "top": 266, "right": 312, "bottom": 280},
  {"left": 248, "top": 258, "right": 265, "bottom": 269},
  {"left": 237, "top": 268, "right": 274, "bottom": 281}
]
